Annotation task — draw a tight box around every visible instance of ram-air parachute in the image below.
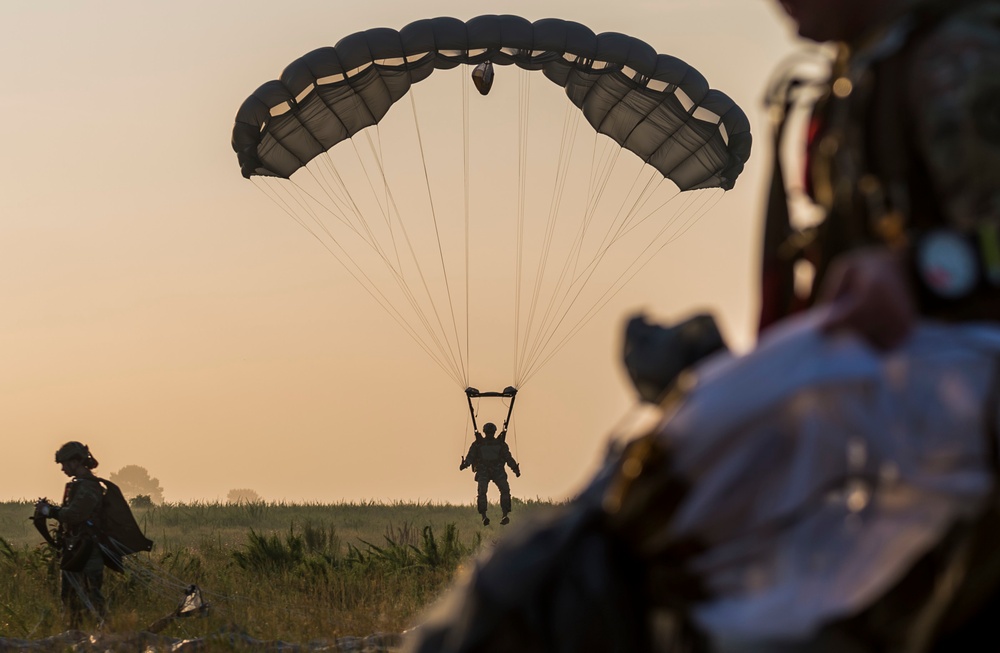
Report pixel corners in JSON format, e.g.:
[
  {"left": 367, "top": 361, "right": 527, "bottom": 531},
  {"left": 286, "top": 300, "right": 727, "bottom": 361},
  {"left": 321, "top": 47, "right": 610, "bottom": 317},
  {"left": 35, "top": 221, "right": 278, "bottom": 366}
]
[{"left": 231, "top": 15, "right": 751, "bottom": 431}]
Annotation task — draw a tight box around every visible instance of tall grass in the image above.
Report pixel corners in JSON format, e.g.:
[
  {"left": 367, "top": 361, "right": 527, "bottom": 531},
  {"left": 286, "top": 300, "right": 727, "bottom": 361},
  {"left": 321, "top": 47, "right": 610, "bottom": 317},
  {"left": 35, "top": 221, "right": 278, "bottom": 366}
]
[{"left": 0, "top": 499, "right": 554, "bottom": 642}]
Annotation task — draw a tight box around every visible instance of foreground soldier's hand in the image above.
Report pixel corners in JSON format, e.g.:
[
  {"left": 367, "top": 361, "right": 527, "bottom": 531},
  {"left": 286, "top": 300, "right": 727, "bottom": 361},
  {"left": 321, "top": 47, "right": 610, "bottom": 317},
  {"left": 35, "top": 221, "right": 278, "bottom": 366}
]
[{"left": 817, "top": 247, "right": 917, "bottom": 350}]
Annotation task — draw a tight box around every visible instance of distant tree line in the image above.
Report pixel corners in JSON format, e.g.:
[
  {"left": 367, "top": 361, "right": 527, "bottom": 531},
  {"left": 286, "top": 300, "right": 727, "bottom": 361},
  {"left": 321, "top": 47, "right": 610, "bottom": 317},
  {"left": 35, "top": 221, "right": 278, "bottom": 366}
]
[
  {"left": 105, "top": 464, "right": 263, "bottom": 506},
  {"left": 109, "top": 465, "right": 164, "bottom": 504},
  {"left": 227, "top": 488, "right": 261, "bottom": 504}
]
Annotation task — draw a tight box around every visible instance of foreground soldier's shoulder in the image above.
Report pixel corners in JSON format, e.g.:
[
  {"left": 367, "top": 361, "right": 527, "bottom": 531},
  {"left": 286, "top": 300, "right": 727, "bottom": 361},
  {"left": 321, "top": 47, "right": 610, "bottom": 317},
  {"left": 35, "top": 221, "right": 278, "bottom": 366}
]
[
  {"left": 904, "top": 5, "right": 1000, "bottom": 225},
  {"left": 908, "top": 4, "right": 1000, "bottom": 79}
]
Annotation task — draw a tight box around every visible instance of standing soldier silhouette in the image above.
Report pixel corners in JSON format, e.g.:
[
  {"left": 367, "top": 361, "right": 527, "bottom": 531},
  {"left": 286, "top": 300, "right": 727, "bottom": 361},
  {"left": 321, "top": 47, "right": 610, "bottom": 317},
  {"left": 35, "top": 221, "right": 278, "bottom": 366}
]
[
  {"left": 34, "top": 441, "right": 153, "bottom": 629},
  {"left": 460, "top": 423, "right": 520, "bottom": 526},
  {"left": 35, "top": 442, "right": 107, "bottom": 627}
]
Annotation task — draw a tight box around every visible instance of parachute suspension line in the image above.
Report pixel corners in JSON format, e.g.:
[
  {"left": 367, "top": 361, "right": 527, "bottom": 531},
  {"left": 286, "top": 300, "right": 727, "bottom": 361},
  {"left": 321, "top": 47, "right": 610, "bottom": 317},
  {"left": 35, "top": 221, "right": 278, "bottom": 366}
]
[
  {"left": 303, "top": 156, "right": 467, "bottom": 387},
  {"left": 507, "top": 407, "right": 519, "bottom": 462},
  {"left": 303, "top": 104, "right": 468, "bottom": 387},
  {"left": 310, "top": 151, "right": 403, "bottom": 276},
  {"left": 62, "top": 570, "right": 103, "bottom": 624},
  {"left": 365, "top": 127, "right": 422, "bottom": 316},
  {"left": 515, "top": 98, "right": 575, "bottom": 377},
  {"left": 340, "top": 137, "right": 471, "bottom": 388},
  {"left": 512, "top": 68, "right": 531, "bottom": 385},
  {"left": 516, "top": 144, "right": 624, "bottom": 382},
  {"left": 520, "top": 189, "right": 725, "bottom": 384},
  {"left": 293, "top": 88, "right": 467, "bottom": 387},
  {"left": 350, "top": 131, "right": 468, "bottom": 382},
  {"left": 367, "top": 129, "right": 399, "bottom": 265},
  {"left": 408, "top": 89, "right": 469, "bottom": 386},
  {"left": 614, "top": 181, "right": 707, "bottom": 246},
  {"left": 513, "top": 99, "right": 583, "bottom": 384},
  {"left": 657, "top": 187, "right": 726, "bottom": 246},
  {"left": 518, "top": 189, "right": 688, "bottom": 385},
  {"left": 613, "top": 179, "right": 689, "bottom": 243},
  {"left": 251, "top": 177, "right": 318, "bottom": 238},
  {"left": 339, "top": 137, "right": 405, "bottom": 271},
  {"left": 251, "top": 177, "right": 465, "bottom": 387},
  {"left": 101, "top": 538, "right": 322, "bottom": 625},
  {"left": 282, "top": 163, "right": 377, "bottom": 254},
  {"left": 463, "top": 66, "right": 472, "bottom": 388},
  {"left": 274, "top": 110, "right": 380, "bottom": 250},
  {"left": 591, "top": 165, "right": 664, "bottom": 260},
  {"left": 519, "top": 181, "right": 709, "bottom": 385},
  {"left": 541, "top": 156, "right": 662, "bottom": 310}
]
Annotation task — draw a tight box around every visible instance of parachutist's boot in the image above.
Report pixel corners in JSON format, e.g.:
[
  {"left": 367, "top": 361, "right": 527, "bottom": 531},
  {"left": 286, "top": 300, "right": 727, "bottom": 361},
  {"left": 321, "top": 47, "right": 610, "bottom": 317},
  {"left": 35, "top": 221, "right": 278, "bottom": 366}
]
[
  {"left": 500, "top": 514, "right": 510, "bottom": 525},
  {"left": 481, "top": 514, "right": 490, "bottom": 526}
]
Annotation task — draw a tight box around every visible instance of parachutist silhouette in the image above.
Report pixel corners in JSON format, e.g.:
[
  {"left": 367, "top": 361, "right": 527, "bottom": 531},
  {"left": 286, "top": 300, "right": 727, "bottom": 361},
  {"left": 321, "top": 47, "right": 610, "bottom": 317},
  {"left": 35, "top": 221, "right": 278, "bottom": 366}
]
[{"left": 460, "top": 422, "right": 519, "bottom": 526}]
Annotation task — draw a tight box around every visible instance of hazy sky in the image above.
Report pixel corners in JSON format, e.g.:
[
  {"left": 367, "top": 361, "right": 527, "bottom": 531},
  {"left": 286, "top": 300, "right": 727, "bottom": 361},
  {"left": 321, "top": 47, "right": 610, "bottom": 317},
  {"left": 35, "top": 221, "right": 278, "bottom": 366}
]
[{"left": 1, "top": 1, "right": 802, "bottom": 504}]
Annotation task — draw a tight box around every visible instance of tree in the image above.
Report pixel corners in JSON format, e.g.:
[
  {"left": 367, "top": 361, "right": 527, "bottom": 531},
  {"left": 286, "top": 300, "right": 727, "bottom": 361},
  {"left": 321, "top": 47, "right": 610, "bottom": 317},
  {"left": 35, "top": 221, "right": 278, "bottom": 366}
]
[
  {"left": 129, "top": 494, "right": 154, "bottom": 509},
  {"left": 109, "top": 465, "right": 165, "bottom": 505},
  {"left": 227, "top": 488, "right": 261, "bottom": 504}
]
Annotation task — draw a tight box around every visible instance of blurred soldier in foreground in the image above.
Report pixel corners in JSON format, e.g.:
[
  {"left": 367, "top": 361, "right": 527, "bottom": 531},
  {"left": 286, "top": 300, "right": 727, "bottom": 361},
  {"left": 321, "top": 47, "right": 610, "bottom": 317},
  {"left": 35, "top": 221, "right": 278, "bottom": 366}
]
[
  {"left": 407, "top": 0, "right": 1000, "bottom": 651},
  {"left": 460, "top": 422, "right": 521, "bottom": 526},
  {"left": 36, "top": 442, "right": 108, "bottom": 627}
]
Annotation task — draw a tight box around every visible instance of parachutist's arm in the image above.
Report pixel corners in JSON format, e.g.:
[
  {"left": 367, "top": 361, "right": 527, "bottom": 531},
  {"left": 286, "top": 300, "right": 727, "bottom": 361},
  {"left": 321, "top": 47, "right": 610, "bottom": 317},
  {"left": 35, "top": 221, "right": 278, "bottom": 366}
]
[
  {"left": 504, "top": 446, "right": 521, "bottom": 477},
  {"left": 461, "top": 442, "right": 479, "bottom": 471}
]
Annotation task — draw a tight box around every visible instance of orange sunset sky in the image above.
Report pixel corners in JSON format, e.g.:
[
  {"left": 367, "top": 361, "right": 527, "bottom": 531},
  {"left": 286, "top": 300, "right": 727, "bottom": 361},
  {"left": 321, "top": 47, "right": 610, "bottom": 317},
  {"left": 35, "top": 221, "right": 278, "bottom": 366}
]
[{"left": 1, "top": 1, "right": 804, "bottom": 504}]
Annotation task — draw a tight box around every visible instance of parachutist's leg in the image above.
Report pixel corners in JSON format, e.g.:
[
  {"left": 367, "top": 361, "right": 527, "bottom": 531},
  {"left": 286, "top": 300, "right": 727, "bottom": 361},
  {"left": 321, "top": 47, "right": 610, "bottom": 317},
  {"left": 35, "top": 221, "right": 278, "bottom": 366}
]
[
  {"left": 477, "top": 477, "right": 490, "bottom": 524},
  {"left": 497, "top": 475, "right": 512, "bottom": 524}
]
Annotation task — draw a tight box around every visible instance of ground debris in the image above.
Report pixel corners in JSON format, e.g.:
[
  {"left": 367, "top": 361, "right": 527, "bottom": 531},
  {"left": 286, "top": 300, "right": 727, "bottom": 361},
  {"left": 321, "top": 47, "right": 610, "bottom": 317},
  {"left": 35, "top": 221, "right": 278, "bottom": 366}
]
[{"left": 0, "top": 629, "right": 403, "bottom": 652}]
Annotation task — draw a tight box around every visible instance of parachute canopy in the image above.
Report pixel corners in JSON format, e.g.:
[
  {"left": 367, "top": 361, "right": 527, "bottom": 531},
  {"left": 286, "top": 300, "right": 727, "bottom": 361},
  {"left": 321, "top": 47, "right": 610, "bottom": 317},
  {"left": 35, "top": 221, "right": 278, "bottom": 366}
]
[
  {"left": 231, "top": 15, "right": 751, "bottom": 392},
  {"left": 233, "top": 15, "right": 750, "bottom": 192}
]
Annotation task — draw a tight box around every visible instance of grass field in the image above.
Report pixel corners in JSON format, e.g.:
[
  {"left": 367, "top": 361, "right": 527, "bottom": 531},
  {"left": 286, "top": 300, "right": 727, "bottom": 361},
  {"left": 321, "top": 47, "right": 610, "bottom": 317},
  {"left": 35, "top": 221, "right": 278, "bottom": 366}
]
[{"left": 0, "top": 499, "right": 557, "bottom": 643}]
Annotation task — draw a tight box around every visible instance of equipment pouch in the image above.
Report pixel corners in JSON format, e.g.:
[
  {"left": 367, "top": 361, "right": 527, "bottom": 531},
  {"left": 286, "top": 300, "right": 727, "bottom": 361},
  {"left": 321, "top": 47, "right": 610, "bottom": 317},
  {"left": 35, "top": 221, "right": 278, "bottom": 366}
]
[{"left": 61, "top": 536, "right": 95, "bottom": 572}]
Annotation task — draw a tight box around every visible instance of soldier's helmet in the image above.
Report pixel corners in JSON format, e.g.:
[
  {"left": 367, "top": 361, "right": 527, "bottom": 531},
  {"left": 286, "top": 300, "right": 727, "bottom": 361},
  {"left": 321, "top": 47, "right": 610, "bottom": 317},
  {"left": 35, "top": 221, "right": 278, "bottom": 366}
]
[
  {"left": 55, "top": 441, "right": 99, "bottom": 469},
  {"left": 483, "top": 423, "right": 497, "bottom": 436}
]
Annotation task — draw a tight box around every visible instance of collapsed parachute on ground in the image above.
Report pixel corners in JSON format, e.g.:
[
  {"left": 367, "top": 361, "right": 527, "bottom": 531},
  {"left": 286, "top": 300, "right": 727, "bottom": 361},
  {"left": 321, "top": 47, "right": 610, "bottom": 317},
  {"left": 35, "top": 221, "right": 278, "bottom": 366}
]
[{"left": 231, "top": 15, "right": 751, "bottom": 419}]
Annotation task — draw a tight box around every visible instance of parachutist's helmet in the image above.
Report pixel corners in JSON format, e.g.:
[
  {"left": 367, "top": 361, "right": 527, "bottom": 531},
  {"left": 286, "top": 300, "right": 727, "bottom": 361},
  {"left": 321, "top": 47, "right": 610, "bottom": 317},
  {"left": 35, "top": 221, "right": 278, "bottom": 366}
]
[
  {"left": 483, "top": 423, "right": 497, "bottom": 436},
  {"left": 55, "top": 441, "right": 99, "bottom": 469}
]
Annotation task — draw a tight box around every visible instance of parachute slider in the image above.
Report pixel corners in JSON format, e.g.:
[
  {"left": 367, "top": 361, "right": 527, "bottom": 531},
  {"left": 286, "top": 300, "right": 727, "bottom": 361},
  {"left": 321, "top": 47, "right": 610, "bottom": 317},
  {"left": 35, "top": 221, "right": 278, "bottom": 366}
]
[
  {"left": 465, "top": 386, "right": 517, "bottom": 398},
  {"left": 471, "top": 61, "right": 494, "bottom": 95}
]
